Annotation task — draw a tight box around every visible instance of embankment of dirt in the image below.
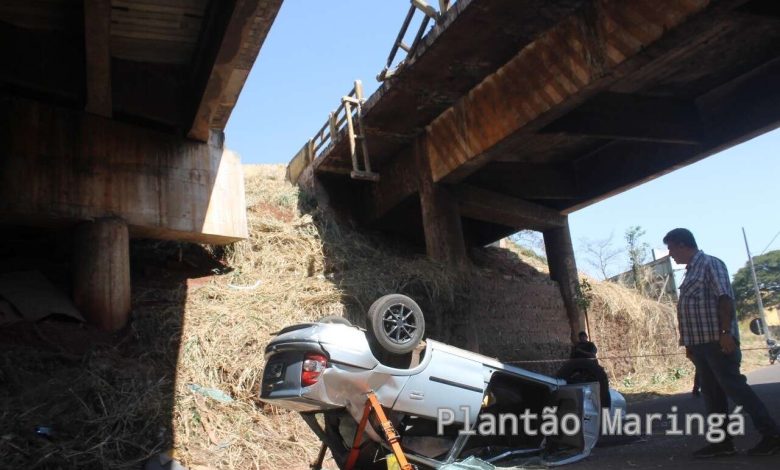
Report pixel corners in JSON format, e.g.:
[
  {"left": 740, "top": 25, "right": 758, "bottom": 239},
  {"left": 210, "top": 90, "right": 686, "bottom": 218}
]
[{"left": 0, "top": 164, "right": 692, "bottom": 469}]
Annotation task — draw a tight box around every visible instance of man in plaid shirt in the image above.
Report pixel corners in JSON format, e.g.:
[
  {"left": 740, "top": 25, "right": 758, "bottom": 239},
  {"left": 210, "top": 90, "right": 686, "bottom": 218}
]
[{"left": 665, "top": 228, "right": 780, "bottom": 457}]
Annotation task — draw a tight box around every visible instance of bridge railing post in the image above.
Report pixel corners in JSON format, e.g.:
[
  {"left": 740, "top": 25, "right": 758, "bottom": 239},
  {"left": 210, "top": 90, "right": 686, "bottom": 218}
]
[{"left": 378, "top": 0, "right": 449, "bottom": 81}]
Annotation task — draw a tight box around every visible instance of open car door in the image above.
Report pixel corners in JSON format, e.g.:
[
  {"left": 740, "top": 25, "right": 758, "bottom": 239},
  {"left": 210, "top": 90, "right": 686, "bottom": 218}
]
[{"left": 542, "top": 383, "right": 600, "bottom": 466}]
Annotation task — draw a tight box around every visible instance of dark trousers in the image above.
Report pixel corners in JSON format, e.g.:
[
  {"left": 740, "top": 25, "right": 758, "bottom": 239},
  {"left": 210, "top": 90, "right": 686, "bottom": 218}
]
[{"left": 689, "top": 341, "right": 779, "bottom": 437}]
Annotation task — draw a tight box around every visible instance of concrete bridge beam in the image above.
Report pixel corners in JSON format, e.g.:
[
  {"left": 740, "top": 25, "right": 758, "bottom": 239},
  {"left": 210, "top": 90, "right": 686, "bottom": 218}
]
[
  {"left": 0, "top": 96, "right": 248, "bottom": 331},
  {"left": 453, "top": 185, "right": 566, "bottom": 231},
  {"left": 424, "top": 0, "right": 715, "bottom": 184},
  {"left": 0, "top": 97, "right": 248, "bottom": 244}
]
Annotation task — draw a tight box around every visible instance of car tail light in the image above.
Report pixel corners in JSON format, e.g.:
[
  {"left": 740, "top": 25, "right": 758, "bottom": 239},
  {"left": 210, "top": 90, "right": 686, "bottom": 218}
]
[{"left": 301, "top": 353, "right": 328, "bottom": 387}]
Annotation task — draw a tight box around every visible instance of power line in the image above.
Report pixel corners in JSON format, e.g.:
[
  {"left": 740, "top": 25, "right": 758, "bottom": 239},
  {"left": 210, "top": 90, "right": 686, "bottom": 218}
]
[{"left": 760, "top": 229, "right": 780, "bottom": 255}]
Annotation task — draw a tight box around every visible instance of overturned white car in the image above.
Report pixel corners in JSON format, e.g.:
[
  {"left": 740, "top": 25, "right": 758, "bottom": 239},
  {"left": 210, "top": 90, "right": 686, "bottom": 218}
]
[{"left": 261, "top": 294, "right": 625, "bottom": 468}]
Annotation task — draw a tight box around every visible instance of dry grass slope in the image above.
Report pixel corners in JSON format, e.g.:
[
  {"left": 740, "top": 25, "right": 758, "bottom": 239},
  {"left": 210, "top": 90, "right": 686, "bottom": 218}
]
[
  {"left": 173, "top": 165, "right": 693, "bottom": 468},
  {"left": 588, "top": 281, "right": 691, "bottom": 393},
  {"left": 0, "top": 164, "right": 700, "bottom": 470},
  {"left": 174, "top": 165, "right": 467, "bottom": 468}
]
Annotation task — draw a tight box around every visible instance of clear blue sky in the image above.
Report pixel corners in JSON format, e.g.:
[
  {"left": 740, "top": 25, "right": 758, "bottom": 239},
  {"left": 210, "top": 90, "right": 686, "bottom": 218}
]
[
  {"left": 568, "top": 131, "right": 780, "bottom": 279},
  {"left": 226, "top": 1, "right": 414, "bottom": 163},
  {"left": 226, "top": 0, "right": 780, "bottom": 280}
]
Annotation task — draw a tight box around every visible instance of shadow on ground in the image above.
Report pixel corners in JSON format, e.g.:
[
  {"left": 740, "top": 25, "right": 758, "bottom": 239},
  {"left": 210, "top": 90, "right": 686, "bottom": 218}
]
[{"left": 0, "top": 227, "right": 226, "bottom": 469}]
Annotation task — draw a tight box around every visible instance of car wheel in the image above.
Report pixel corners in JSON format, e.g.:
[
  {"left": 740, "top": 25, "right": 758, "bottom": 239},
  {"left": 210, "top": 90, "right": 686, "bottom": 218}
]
[
  {"left": 317, "top": 315, "right": 352, "bottom": 326},
  {"left": 556, "top": 359, "right": 611, "bottom": 410},
  {"left": 367, "top": 294, "right": 425, "bottom": 356}
]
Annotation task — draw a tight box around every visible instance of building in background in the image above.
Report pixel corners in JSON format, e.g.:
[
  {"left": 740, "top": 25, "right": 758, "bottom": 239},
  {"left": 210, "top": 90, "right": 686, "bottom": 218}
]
[{"left": 610, "top": 249, "right": 684, "bottom": 303}]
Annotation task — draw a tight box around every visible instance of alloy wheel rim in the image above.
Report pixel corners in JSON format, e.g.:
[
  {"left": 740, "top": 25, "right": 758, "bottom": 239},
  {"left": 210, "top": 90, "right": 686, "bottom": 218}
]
[{"left": 381, "top": 303, "right": 416, "bottom": 344}]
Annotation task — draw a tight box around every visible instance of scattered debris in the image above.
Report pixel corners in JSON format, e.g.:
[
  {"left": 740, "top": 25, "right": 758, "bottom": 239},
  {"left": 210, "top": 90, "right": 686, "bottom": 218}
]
[
  {"left": 187, "top": 384, "right": 234, "bottom": 404},
  {"left": 0, "top": 271, "right": 83, "bottom": 323},
  {"left": 33, "top": 426, "right": 54, "bottom": 440},
  {"left": 226, "top": 279, "right": 262, "bottom": 290},
  {"left": 186, "top": 276, "right": 214, "bottom": 291}
]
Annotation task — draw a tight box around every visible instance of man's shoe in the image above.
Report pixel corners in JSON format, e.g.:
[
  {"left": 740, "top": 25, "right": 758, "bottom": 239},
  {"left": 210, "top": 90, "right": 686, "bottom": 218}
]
[
  {"left": 747, "top": 435, "right": 780, "bottom": 456},
  {"left": 693, "top": 441, "right": 736, "bottom": 458}
]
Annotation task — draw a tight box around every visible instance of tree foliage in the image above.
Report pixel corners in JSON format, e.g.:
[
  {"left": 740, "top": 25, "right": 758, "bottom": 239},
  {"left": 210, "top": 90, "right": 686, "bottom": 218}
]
[
  {"left": 581, "top": 233, "right": 622, "bottom": 280},
  {"left": 509, "top": 230, "right": 547, "bottom": 261},
  {"left": 732, "top": 249, "right": 780, "bottom": 319},
  {"left": 625, "top": 226, "right": 650, "bottom": 294}
]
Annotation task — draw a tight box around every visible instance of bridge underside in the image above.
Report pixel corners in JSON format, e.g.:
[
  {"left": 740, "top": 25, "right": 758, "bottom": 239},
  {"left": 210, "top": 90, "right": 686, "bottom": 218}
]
[
  {"left": 290, "top": 0, "right": 780, "bottom": 340},
  {"left": 305, "top": 0, "right": 780, "bottom": 248},
  {"left": 0, "top": 0, "right": 281, "bottom": 330}
]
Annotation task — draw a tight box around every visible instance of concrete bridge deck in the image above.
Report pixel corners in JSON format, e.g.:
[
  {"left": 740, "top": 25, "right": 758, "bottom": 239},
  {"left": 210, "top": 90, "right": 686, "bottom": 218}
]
[
  {"left": 291, "top": 0, "right": 780, "bottom": 248},
  {"left": 287, "top": 0, "right": 780, "bottom": 342}
]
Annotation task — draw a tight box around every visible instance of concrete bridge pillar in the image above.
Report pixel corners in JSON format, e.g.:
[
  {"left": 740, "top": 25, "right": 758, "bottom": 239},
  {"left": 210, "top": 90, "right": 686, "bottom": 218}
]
[
  {"left": 543, "top": 217, "right": 586, "bottom": 343},
  {"left": 72, "top": 218, "right": 131, "bottom": 331}
]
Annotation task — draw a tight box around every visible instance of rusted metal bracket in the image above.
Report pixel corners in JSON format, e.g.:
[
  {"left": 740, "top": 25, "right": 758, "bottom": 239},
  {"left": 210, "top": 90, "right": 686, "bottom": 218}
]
[
  {"left": 343, "top": 81, "right": 379, "bottom": 182},
  {"left": 287, "top": 80, "right": 379, "bottom": 183}
]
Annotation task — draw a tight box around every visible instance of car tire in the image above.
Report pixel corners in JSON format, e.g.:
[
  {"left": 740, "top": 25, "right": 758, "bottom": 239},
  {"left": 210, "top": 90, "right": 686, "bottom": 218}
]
[
  {"left": 366, "top": 294, "right": 425, "bottom": 356},
  {"left": 317, "top": 315, "right": 352, "bottom": 326},
  {"left": 556, "top": 359, "right": 611, "bottom": 410}
]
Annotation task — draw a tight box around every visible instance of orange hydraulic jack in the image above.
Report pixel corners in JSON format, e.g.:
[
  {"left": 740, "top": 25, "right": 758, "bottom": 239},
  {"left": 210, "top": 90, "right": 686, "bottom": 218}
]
[{"left": 345, "top": 391, "right": 414, "bottom": 470}]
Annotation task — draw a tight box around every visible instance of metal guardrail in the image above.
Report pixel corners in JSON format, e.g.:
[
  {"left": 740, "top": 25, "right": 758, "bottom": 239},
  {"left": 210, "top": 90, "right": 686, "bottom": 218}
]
[
  {"left": 286, "top": 1, "right": 455, "bottom": 185},
  {"left": 287, "top": 80, "right": 377, "bottom": 184}
]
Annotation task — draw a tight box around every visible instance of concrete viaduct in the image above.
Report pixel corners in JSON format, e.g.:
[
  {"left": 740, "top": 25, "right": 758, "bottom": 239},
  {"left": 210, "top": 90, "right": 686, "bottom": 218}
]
[
  {"left": 0, "top": 0, "right": 283, "bottom": 330},
  {"left": 288, "top": 0, "right": 780, "bottom": 340}
]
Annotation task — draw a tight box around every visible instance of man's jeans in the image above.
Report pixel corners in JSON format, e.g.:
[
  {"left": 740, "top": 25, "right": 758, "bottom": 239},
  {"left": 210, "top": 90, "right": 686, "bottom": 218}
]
[{"left": 689, "top": 341, "right": 779, "bottom": 437}]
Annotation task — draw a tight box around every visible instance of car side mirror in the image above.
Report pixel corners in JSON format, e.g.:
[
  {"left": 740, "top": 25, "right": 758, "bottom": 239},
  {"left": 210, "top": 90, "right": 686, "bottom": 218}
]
[{"left": 749, "top": 317, "right": 765, "bottom": 336}]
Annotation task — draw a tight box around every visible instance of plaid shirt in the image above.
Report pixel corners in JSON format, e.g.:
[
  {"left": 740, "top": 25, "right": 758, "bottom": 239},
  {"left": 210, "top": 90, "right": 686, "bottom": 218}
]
[{"left": 677, "top": 251, "right": 738, "bottom": 346}]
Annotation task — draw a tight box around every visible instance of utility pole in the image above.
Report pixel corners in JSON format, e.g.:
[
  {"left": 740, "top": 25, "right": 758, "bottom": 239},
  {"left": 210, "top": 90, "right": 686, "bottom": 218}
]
[{"left": 742, "top": 227, "right": 772, "bottom": 343}]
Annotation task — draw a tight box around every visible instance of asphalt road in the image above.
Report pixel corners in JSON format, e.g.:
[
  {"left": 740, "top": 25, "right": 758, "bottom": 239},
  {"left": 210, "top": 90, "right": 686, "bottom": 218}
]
[{"left": 572, "top": 365, "right": 780, "bottom": 469}]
